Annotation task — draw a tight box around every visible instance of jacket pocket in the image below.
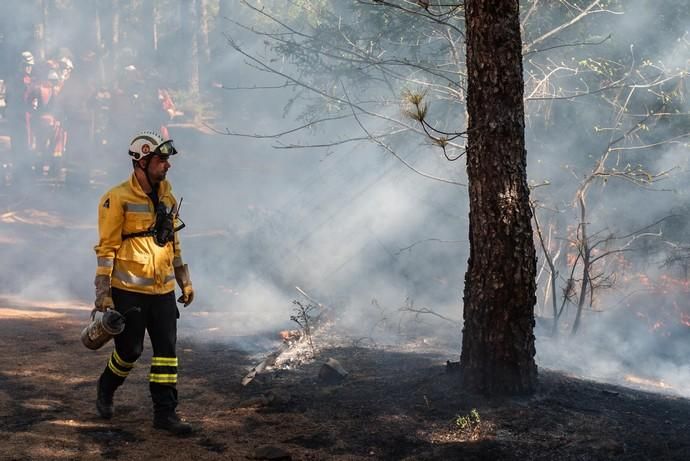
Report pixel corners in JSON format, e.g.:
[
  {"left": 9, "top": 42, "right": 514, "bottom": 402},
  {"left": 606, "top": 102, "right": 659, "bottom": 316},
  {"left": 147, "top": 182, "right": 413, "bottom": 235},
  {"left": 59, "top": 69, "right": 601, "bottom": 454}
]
[
  {"left": 113, "top": 251, "right": 154, "bottom": 288},
  {"left": 122, "top": 214, "right": 153, "bottom": 235},
  {"left": 156, "top": 246, "right": 176, "bottom": 286}
]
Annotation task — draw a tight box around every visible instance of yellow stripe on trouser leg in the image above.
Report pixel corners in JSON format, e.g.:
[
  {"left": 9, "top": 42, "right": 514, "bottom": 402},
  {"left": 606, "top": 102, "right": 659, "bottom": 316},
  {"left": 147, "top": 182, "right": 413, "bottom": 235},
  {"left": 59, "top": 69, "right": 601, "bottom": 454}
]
[
  {"left": 108, "top": 361, "right": 128, "bottom": 377},
  {"left": 150, "top": 356, "right": 178, "bottom": 384},
  {"left": 151, "top": 357, "right": 178, "bottom": 367},
  {"left": 149, "top": 373, "right": 177, "bottom": 384},
  {"left": 113, "top": 350, "right": 135, "bottom": 368},
  {"left": 107, "top": 350, "right": 135, "bottom": 378}
]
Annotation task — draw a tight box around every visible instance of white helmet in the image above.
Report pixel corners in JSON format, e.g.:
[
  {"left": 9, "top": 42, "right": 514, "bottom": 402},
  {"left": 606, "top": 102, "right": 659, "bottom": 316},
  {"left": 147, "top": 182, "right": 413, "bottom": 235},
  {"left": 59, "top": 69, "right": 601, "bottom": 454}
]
[
  {"left": 21, "top": 51, "right": 34, "bottom": 66},
  {"left": 59, "top": 57, "right": 74, "bottom": 71},
  {"left": 128, "top": 130, "right": 178, "bottom": 161}
]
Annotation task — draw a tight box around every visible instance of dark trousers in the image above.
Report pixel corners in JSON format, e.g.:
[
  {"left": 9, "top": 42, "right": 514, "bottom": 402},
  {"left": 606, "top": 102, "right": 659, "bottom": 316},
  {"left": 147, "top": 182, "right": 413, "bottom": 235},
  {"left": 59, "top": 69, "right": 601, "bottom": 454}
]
[{"left": 99, "top": 287, "right": 179, "bottom": 415}]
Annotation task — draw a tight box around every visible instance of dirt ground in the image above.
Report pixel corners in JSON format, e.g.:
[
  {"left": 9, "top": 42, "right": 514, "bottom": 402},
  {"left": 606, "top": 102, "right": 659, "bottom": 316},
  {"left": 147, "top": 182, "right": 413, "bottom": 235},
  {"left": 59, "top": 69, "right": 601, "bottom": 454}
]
[{"left": 1, "top": 299, "right": 689, "bottom": 461}]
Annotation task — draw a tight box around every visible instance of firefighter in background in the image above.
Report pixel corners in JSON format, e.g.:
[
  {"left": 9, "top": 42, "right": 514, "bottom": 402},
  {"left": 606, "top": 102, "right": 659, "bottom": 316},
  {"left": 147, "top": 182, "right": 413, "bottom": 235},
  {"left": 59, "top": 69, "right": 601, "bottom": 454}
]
[
  {"left": 110, "top": 65, "right": 180, "bottom": 145},
  {"left": 58, "top": 57, "right": 73, "bottom": 87},
  {"left": 109, "top": 65, "right": 147, "bottom": 144},
  {"left": 157, "top": 87, "right": 181, "bottom": 140},
  {"left": 6, "top": 51, "right": 34, "bottom": 167},
  {"left": 27, "top": 68, "right": 67, "bottom": 175},
  {"left": 93, "top": 130, "right": 195, "bottom": 436},
  {"left": 18, "top": 51, "right": 34, "bottom": 99}
]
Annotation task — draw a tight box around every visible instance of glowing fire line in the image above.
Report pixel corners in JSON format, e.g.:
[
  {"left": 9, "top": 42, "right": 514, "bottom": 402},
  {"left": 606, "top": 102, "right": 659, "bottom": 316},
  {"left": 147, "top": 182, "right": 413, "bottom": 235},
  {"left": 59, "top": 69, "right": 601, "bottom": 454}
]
[{"left": 624, "top": 374, "right": 673, "bottom": 390}]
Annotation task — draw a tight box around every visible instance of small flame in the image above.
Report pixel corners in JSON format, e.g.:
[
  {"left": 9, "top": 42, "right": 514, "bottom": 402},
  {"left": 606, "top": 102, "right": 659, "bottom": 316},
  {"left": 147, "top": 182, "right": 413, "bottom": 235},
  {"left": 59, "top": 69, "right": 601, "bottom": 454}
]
[{"left": 624, "top": 374, "right": 672, "bottom": 390}]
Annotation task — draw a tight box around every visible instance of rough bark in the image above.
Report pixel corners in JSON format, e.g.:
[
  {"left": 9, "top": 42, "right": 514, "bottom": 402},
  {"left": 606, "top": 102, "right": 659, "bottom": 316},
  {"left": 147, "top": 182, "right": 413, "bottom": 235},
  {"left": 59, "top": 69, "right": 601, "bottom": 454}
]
[{"left": 460, "top": 0, "right": 538, "bottom": 395}]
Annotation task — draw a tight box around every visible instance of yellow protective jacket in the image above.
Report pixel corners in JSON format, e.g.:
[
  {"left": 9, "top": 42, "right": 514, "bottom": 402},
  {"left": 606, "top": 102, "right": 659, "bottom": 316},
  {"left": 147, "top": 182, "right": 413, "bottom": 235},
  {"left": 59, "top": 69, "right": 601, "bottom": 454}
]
[{"left": 94, "top": 173, "right": 183, "bottom": 295}]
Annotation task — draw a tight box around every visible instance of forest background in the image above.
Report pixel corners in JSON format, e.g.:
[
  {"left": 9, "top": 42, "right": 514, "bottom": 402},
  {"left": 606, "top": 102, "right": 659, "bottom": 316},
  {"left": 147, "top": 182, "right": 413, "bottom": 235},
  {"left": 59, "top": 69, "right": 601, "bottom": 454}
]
[{"left": 1, "top": 0, "right": 690, "bottom": 398}]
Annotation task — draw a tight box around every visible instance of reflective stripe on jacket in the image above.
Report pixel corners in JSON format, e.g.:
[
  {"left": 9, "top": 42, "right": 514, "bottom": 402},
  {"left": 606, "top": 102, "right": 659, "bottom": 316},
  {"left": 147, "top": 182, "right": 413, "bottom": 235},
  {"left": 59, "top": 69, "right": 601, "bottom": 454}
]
[{"left": 94, "top": 173, "right": 182, "bottom": 295}]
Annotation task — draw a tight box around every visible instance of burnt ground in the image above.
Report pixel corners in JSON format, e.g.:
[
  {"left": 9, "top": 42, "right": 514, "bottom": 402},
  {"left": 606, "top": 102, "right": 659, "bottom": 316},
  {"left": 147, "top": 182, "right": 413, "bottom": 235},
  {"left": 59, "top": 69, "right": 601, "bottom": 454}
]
[{"left": 0, "top": 302, "right": 689, "bottom": 461}]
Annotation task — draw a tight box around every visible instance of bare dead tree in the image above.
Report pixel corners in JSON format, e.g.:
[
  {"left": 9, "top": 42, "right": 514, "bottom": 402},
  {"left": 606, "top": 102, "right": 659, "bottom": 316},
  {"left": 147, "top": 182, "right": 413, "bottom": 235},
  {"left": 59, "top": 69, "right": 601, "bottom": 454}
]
[
  {"left": 291, "top": 300, "right": 318, "bottom": 356},
  {"left": 533, "top": 196, "right": 669, "bottom": 336},
  {"left": 531, "top": 198, "right": 562, "bottom": 336},
  {"left": 532, "top": 130, "right": 672, "bottom": 336}
]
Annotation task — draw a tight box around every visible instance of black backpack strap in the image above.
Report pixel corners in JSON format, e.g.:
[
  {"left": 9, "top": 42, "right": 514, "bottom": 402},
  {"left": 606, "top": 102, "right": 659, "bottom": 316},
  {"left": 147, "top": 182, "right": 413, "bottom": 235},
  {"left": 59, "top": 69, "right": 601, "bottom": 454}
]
[
  {"left": 122, "top": 229, "right": 155, "bottom": 241},
  {"left": 122, "top": 223, "right": 184, "bottom": 242}
]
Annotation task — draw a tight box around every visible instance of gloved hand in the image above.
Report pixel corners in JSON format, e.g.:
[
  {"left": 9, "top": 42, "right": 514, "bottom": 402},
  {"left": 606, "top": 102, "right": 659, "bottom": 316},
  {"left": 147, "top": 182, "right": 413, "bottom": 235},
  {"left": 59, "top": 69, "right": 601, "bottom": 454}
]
[
  {"left": 174, "top": 264, "right": 194, "bottom": 307},
  {"left": 94, "top": 274, "right": 114, "bottom": 312}
]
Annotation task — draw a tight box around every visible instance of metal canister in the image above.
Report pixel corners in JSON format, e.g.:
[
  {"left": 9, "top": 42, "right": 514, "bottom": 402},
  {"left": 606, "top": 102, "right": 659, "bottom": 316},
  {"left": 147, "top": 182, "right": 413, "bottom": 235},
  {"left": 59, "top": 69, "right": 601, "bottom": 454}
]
[{"left": 80, "top": 309, "right": 126, "bottom": 350}]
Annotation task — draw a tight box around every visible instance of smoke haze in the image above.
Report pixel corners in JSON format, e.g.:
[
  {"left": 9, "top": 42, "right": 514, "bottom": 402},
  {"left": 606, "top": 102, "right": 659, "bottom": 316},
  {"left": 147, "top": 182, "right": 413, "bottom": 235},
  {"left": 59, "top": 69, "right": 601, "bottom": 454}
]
[{"left": 0, "top": 0, "right": 688, "bottom": 398}]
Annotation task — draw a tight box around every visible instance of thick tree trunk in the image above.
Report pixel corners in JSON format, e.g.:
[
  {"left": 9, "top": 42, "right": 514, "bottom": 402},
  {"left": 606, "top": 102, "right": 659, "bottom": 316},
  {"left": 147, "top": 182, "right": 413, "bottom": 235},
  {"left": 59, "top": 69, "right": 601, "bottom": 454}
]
[{"left": 460, "top": 0, "right": 538, "bottom": 395}]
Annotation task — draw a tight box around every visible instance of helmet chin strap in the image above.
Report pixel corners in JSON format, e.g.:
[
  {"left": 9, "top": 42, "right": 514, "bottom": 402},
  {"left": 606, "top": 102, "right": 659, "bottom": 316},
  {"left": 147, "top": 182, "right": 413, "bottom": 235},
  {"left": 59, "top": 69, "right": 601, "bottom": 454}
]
[{"left": 138, "top": 156, "right": 155, "bottom": 192}]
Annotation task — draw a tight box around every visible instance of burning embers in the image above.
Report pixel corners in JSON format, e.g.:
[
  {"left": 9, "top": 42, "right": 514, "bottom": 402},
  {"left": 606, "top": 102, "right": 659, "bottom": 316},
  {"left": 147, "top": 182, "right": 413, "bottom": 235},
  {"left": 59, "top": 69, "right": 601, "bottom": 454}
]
[
  {"left": 624, "top": 374, "right": 673, "bottom": 391},
  {"left": 625, "top": 273, "right": 690, "bottom": 336}
]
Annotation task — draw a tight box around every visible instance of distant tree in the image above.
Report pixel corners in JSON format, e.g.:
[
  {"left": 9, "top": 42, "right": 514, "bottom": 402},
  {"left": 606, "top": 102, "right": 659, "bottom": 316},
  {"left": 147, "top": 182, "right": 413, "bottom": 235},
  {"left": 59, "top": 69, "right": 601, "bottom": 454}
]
[
  {"left": 142, "top": 0, "right": 157, "bottom": 57},
  {"left": 185, "top": 0, "right": 200, "bottom": 95},
  {"left": 35, "top": 0, "right": 49, "bottom": 61},
  {"left": 198, "top": 0, "right": 211, "bottom": 73},
  {"left": 111, "top": 0, "right": 120, "bottom": 51}
]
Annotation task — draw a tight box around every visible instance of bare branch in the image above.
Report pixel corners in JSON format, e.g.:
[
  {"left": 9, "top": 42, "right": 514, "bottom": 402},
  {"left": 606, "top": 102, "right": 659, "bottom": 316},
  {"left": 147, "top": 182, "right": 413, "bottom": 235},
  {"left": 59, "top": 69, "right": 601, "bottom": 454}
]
[
  {"left": 218, "top": 82, "right": 296, "bottom": 91},
  {"left": 399, "top": 305, "right": 461, "bottom": 326},
  {"left": 394, "top": 238, "right": 464, "bottom": 255},
  {"left": 608, "top": 133, "right": 690, "bottom": 153},
  {"left": 359, "top": 0, "right": 465, "bottom": 35},
  {"left": 342, "top": 83, "right": 466, "bottom": 187},
  {"left": 523, "top": 1, "right": 621, "bottom": 52},
  {"left": 225, "top": 34, "right": 465, "bottom": 149},
  {"left": 521, "top": 0, "right": 540, "bottom": 30},
  {"left": 205, "top": 114, "right": 353, "bottom": 139},
  {"left": 523, "top": 34, "right": 611, "bottom": 57}
]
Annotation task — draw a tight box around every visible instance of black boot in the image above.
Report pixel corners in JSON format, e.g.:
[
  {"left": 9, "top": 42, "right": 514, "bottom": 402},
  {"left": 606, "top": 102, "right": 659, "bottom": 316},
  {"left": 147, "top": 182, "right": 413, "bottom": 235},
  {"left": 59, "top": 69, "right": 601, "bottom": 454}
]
[
  {"left": 96, "top": 363, "right": 126, "bottom": 419},
  {"left": 153, "top": 412, "right": 193, "bottom": 436},
  {"left": 96, "top": 378, "right": 114, "bottom": 419}
]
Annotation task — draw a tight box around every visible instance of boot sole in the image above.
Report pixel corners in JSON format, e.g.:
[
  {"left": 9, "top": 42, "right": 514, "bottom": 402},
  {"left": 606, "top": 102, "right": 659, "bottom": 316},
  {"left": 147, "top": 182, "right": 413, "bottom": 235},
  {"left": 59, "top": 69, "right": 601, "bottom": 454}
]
[{"left": 153, "top": 422, "right": 193, "bottom": 436}]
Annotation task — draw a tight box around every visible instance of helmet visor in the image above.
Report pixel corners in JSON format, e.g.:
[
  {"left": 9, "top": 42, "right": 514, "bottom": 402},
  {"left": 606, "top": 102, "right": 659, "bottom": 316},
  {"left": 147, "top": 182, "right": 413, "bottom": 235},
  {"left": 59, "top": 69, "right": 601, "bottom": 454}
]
[{"left": 154, "top": 140, "right": 177, "bottom": 157}]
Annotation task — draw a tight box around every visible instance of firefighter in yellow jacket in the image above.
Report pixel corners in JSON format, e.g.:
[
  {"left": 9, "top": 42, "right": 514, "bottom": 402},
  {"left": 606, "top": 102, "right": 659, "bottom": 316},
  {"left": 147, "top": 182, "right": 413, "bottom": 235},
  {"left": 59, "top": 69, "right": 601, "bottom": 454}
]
[{"left": 93, "top": 130, "right": 194, "bottom": 435}]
